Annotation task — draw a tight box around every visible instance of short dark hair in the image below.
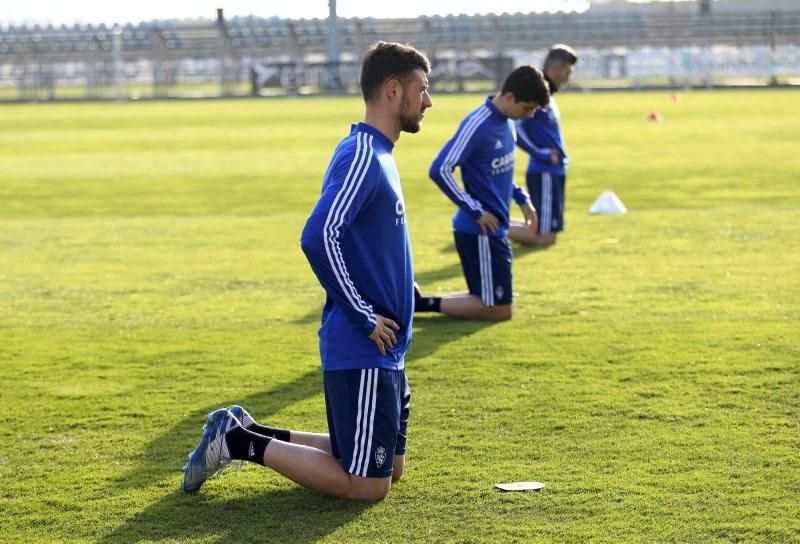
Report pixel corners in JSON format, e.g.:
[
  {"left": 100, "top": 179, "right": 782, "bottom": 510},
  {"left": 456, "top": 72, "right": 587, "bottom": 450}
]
[
  {"left": 500, "top": 65, "right": 550, "bottom": 107},
  {"left": 360, "top": 42, "right": 431, "bottom": 103},
  {"left": 544, "top": 44, "right": 578, "bottom": 72}
]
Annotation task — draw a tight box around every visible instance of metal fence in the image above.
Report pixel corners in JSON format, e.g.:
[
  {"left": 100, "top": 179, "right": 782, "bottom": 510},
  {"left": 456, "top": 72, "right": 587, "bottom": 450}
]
[{"left": 1, "top": 0, "right": 799, "bottom": 101}]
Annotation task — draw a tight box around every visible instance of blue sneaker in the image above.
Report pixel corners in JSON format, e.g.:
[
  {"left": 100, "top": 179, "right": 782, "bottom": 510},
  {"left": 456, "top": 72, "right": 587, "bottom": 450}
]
[
  {"left": 181, "top": 408, "right": 240, "bottom": 493},
  {"left": 227, "top": 405, "right": 256, "bottom": 430}
]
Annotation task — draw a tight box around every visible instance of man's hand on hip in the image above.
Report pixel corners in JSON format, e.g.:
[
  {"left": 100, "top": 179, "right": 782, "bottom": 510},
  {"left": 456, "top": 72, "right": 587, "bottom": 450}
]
[
  {"left": 477, "top": 211, "right": 500, "bottom": 235},
  {"left": 369, "top": 314, "right": 400, "bottom": 356}
]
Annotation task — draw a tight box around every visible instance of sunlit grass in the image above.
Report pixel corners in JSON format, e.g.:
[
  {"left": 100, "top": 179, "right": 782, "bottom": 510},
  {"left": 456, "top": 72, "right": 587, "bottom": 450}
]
[{"left": 1, "top": 89, "right": 798, "bottom": 543}]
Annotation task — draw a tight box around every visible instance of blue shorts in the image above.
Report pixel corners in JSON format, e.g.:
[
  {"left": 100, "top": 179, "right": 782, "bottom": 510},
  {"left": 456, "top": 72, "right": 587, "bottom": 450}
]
[
  {"left": 528, "top": 172, "right": 566, "bottom": 233},
  {"left": 454, "top": 231, "right": 513, "bottom": 307},
  {"left": 323, "top": 368, "right": 410, "bottom": 478}
]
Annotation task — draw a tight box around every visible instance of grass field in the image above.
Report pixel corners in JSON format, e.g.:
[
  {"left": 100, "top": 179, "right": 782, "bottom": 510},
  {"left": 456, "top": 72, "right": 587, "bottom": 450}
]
[{"left": 1, "top": 89, "right": 799, "bottom": 543}]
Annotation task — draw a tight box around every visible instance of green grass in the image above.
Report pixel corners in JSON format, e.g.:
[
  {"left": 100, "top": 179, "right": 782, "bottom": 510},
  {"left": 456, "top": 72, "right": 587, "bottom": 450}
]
[{"left": 1, "top": 89, "right": 799, "bottom": 543}]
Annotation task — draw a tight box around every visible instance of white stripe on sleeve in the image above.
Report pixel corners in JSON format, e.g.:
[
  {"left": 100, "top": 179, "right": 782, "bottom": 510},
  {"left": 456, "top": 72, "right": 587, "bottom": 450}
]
[
  {"left": 322, "top": 133, "right": 376, "bottom": 322},
  {"left": 438, "top": 107, "right": 491, "bottom": 213}
]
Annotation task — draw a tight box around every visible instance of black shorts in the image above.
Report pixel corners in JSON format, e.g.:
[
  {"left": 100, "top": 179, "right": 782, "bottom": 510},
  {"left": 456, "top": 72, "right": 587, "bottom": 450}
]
[
  {"left": 454, "top": 231, "right": 513, "bottom": 307},
  {"left": 528, "top": 171, "right": 566, "bottom": 233},
  {"left": 324, "top": 368, "right": 411, "bottom": 478}
]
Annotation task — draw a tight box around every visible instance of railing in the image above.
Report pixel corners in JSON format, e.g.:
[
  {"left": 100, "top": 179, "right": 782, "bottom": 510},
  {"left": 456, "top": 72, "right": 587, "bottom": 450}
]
[{"left": 1, "top": 2, "right": 799, "bottom": 101}]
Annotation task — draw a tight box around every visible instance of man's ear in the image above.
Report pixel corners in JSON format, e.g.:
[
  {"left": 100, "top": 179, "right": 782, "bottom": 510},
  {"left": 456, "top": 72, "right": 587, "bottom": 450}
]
[{"left": 385, "top": 78, "right": 402, "bottom": 101}]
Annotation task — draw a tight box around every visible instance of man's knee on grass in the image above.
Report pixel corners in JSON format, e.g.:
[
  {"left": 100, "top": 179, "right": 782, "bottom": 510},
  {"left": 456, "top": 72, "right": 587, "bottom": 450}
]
[
  {"left": 346, "top": 474, "right": 392, "bottom": 501},
  {"left": 391, "top": 455, "right": 405, "bottom": 482},
  {"left": 519, "top": 233, "right": 556, "bottom": 247},
  {"left": 538, "top": 233, "right": 557, "bottom": 246},
  {"left": 482, "top": 303, "right": 512, "bottom": 322}
]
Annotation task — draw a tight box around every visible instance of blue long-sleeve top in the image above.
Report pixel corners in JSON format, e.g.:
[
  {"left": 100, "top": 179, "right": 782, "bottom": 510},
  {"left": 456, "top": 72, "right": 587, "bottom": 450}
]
[
  {"left": 300, "top": 122, "right": 413, "bottom": 371},
  {"left": 516, "top": 95, "right": 568, "bottom": 175},
  {"left": 429, "top": 96, "right": 529, "bottom": 238}
]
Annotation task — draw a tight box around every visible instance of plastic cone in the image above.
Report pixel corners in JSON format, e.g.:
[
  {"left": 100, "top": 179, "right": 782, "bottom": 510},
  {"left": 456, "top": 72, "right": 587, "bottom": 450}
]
[{"left": 589, "top": 191, "right": 627, "bottom": 214}]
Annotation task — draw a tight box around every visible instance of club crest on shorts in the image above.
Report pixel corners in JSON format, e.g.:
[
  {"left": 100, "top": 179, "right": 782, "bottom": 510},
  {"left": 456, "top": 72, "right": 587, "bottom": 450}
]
[
  {"left": 495, "top": 285, "right": 504, "bottom": 300},
  {"left": 375, "top": 446, "right": 387, "bottom": 468},
  {"left": 395, "top": 199, "right": 406, "bottom": 225}
]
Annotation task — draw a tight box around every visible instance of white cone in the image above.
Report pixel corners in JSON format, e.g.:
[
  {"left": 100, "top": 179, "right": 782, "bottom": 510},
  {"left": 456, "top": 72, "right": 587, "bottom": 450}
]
[{"left": 589, "top": 191, "right": 627, "bottom": 214}]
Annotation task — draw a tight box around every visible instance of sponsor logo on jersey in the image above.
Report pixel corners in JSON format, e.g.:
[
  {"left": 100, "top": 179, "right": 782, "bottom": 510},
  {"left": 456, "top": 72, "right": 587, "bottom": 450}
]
[
  {"left": 491, "top": 151, "right": 515, "bottom": 175},
  {"left": 375, "top": 446, "right": 387, "bottom": 468}
]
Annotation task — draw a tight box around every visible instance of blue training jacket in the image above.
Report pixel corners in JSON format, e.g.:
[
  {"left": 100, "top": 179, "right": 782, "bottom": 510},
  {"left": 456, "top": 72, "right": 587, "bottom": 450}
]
[
  {"left": 516, "top": 95, "right": 568, "bottom": 176},
  {"left": 429, "top": 96, "right": 529, "bottom": 238},
  {"left": 300, "top": 122, "right": 413, "bottom": 372}
]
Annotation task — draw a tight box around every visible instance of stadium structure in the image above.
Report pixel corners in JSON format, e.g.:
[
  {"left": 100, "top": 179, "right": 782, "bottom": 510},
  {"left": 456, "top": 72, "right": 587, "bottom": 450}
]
[{"left": 1, "top": 0, "right": 799, "bottom": 101}]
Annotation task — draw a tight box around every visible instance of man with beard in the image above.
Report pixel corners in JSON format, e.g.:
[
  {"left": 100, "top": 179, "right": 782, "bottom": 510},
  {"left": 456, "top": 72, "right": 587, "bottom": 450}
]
[
  {"left": 509, "top": 44, "right": 577, "bottom": 247},
  {"left": 415, "top": 66, "right": 549, "bottom": 321},
  {"left": 181, "top": 42, "right": 432, "bottom": 500}
]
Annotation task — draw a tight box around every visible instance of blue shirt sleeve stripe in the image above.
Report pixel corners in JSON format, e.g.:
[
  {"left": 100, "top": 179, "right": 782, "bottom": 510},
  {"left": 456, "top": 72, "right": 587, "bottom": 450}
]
[
  {"left": 322, "top": 132, "right": 377, "bottom": 324},
  {"left": 435, "top": 107, "right": 491, "bottom": 213}
]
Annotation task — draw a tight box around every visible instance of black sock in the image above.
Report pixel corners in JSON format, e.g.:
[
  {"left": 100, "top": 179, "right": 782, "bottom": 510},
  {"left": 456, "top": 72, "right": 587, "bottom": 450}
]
[
  {"left": 246, "top": 423, "right": 290, "bottom": 442},
  {"left": 225, "top": 426, "right": 271, "bottom": 466},
  {"left": 415, "top": 295, "right": 442, "bottom": 312}
]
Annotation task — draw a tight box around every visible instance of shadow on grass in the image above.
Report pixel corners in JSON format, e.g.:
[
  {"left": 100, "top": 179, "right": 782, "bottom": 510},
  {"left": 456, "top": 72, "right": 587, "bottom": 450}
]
[
  {"left": 414, "top": 262, "right": 464, "bottom": 287},
  {"left": 512, "top": 242, "right": 552, "bottom": 258},
  {"left": 104, "top": 306, "right": 495, "bottom": 542},
  {"left": 116, "top": 368, "right": 322, "bottom": 490},
  {"left": 99, "top": 487, "right": 370, "bottom": 544},
  {"left": 117, "top": 315, "right": 490, "bottom": 489},
  {"left": 407, "top": 314, "right": 496, "bottom": 363}
]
